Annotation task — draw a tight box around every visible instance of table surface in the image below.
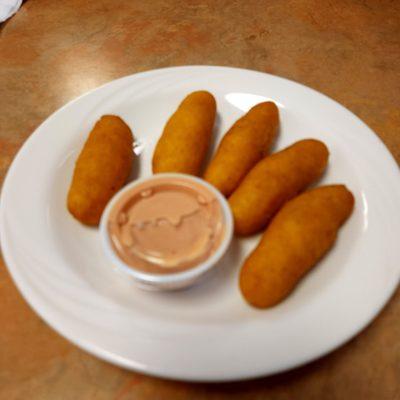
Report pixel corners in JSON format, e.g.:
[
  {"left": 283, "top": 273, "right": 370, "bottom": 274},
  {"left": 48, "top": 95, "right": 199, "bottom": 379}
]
[{"left": 1, "top": 1, "right": 399, "bottom": 398}]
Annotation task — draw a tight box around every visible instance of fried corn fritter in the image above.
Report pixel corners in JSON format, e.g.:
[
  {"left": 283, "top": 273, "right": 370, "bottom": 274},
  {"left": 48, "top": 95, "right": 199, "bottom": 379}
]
[
  {"left": 67, "top": 115, "right": 134, "bottom": 226},
  {"left": 204, "top": 101, "right": 279, "bottom": 196},
  {"left": 240, "top": 185, "right": 354, "bottom": 308},
  {"left": 229, "top": 139, "right": 329, "bottom": 236},
  {"left": 152, "top": 91, "right": 216, "bottom": 175}
]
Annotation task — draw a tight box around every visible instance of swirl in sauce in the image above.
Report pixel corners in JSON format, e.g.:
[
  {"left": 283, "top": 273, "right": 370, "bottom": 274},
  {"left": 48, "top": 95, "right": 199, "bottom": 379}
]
[{"left": 107, "top": 177, "right": 225, "bottom": 274}]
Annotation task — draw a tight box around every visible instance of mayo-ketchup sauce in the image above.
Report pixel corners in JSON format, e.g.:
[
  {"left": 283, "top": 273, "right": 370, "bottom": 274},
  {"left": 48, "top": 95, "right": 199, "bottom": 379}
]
[{"left": 107, "top": 176, "right": 225, "bottom": 274}]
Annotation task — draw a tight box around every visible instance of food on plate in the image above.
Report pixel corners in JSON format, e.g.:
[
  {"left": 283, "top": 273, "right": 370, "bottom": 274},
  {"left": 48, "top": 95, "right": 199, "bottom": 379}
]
[
  {"left": 239, "top": 185, "right": 354, "bottom": 308},
  {"left": 67, "top": 115, "right": 134, "bottom": 226},
  {"left": 152, "top": 91, "right": 216, "bottom": 175},
  {"left": 229, "top": 139, "right": 329, "bottom": 235},
  {"left": 106, "top": 175, "right": 229, "bottom": 274},
  {"left": 203, "top": 101, "right": 279, "bottom": 196}
]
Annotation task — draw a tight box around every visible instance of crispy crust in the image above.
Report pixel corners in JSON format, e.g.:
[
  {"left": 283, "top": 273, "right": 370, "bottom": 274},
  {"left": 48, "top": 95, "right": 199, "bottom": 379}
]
[
  {"left": 239, "top": 185, "right": 354, "bottom": 308},
  {"left": 67, "top": 115, "right": 134, "bottom": 226},
  {"left": 152, "top": 91, "right": 216, "bottom": 176},
  {"left": 204, "top": 101, "right": 279, "bottom": 196}
]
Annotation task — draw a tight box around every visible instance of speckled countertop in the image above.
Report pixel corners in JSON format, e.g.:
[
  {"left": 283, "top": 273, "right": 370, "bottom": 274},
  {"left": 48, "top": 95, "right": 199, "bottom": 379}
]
[{"left": 0, "top": 1, "right": 399, "bottom": 399}]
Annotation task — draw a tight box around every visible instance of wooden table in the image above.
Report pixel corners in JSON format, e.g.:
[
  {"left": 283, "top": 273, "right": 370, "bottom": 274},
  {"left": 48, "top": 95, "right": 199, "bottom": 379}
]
[{"left": 1, "top": 1, "right": 399, "bottom": 398}]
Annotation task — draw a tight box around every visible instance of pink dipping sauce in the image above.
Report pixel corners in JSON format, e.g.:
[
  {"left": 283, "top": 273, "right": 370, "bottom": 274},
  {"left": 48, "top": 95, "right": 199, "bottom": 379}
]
[{"left": 107, "top": 176, "right": 225, "bottom": 274}]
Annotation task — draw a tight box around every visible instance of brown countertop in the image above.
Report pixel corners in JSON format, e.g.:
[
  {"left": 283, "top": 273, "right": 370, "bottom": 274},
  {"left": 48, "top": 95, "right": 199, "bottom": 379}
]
[{"left": 1, "top": 1, "right": 399, "bottom": 398}]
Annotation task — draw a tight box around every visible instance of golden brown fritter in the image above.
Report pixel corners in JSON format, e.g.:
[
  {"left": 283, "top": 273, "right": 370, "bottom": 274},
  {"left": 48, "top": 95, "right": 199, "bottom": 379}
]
[
  {"left": 204, "top": 101, "right": 279, "bottom": 196},
  {"left": 240, "top": 185, "right": 354, "bottom": 308},
  {"left": 152, "top": 91, "right": 216, "bottom": 175},
  {"left": 229, "top": 139, "right": 329, "bottom": 236},
  {"left": 67, "top": 115, "right": 134, "bottom": 226}
]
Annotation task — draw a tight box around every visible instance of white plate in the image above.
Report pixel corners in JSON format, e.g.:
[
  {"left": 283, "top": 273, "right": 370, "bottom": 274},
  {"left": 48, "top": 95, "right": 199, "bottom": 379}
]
[{"left": 1, "top": 66, "right": 400, "bottom": 382}]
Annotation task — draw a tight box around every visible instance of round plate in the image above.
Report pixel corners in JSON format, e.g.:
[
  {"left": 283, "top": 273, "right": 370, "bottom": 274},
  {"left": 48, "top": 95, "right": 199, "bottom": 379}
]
[{"left": 1, "top": 66, "right": 400, "bottom": 382}]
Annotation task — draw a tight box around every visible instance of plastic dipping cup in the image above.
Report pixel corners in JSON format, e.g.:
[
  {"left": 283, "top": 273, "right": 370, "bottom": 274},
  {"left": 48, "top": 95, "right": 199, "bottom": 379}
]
[{"left": 100, "top": 173, "right": 233, "bottom": 290}]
